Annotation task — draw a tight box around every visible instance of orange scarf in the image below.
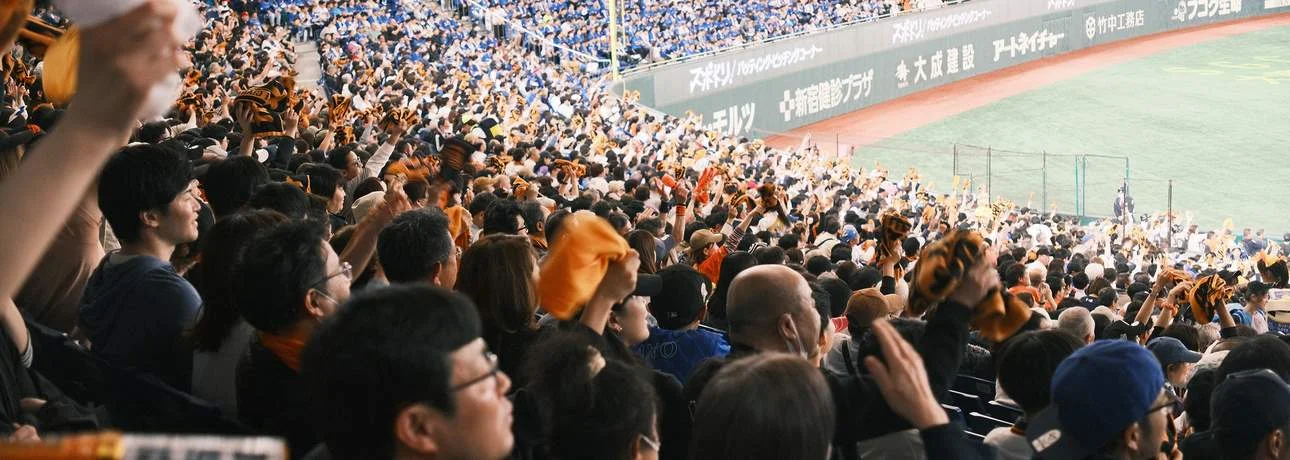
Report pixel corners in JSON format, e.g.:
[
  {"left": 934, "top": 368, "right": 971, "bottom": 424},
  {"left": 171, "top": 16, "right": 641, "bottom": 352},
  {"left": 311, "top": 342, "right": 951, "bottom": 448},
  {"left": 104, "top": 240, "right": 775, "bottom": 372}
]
[{"left": 258, "top": 330, "right": 310, "bottom": 372}]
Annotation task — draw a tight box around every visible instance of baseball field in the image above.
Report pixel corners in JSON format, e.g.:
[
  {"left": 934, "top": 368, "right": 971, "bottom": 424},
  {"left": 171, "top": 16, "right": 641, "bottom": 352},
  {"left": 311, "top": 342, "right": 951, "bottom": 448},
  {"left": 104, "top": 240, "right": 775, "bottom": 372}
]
[{"left": 772, "top": 14, "right": 1290, "bottom": 232}]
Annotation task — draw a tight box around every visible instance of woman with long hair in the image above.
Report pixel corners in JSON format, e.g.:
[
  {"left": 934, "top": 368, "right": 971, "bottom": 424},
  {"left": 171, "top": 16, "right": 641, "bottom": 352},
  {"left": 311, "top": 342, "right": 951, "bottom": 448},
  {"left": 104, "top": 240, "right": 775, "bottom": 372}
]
[
  {"left": 189, "top": 209, "right": 288, "bottom": 420},
  {"left": 627, "top": 229, "right": 661, "bottom": 274},
  {"left": 455, "top": 234, "right": 542, "bottom": 388}
]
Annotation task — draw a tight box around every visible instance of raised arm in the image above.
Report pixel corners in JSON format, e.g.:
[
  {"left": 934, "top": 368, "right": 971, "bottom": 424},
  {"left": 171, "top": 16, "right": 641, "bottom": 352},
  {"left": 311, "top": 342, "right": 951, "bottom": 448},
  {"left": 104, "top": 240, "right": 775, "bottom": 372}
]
[
  {"left": 0, "top": 1, "right": 180, "bottom": 301},
  {"left": 340, "top": 177, "right": 410, "bottom": 278}
]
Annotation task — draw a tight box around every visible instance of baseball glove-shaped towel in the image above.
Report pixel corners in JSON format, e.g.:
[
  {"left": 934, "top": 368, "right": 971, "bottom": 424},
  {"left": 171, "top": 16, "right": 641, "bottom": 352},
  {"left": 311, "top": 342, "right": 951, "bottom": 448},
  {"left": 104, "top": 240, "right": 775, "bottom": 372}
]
[{"left": 909, "top": 230, "right": 1031, "bottom": 342}]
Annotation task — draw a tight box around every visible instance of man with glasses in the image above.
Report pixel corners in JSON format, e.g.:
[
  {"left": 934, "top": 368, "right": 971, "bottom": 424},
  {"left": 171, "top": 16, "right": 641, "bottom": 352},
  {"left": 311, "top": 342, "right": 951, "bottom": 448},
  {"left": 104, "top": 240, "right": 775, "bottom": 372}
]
[
  {"left": 234, "top": 221, "right": 354, "bottom": 455},
  {"left": 302, "top": 284, "right": 514, "bottom": 460},
  {"left": 1027, "top": 340, "right": 1176, "bottom": 460},
  {"left": 80, "top": 144, "right": 204, "bottom": 391}
]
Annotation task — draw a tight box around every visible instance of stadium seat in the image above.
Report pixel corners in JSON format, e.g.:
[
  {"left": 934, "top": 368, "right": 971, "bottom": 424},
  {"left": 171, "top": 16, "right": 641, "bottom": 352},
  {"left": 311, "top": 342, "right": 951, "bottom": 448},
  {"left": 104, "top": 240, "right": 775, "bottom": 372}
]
[
  {"left": 28, "top": 317, "right": 248, "bottom": 434},
  {"left": 954, "top": 374, "right": 996, "bottom": 400},
  {"left": 967, "top": 412, "right": 1013, "bottom": 434},
  {"left": 27, "top": 319, "right": 107, "bottom": 405},
  {"left": 985, "top": 400, "right": 1024, "bottom": 423},
  {"left": 942, "top": 404, "right": 965, "bottom": 426},
  {"left": 950, "top": 389, "right": 986, "bottom": 415}
]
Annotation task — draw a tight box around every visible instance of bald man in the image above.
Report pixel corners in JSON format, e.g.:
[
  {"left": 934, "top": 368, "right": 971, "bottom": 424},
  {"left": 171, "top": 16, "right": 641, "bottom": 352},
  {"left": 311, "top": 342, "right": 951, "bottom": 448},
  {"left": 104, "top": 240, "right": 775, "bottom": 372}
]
[
  {"left": 725, "top": 265, "right": 820, "bottom": 360},
  {"left": 683, "top": 260, "right": 998, "bottom": 456}
]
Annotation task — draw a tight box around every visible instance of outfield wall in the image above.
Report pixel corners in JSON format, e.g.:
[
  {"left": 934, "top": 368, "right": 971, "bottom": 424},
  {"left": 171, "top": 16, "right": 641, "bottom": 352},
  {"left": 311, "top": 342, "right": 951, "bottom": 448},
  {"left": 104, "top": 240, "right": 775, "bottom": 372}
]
[{"left": 614, "top": 0, "right": 1290, "bottom": 138}]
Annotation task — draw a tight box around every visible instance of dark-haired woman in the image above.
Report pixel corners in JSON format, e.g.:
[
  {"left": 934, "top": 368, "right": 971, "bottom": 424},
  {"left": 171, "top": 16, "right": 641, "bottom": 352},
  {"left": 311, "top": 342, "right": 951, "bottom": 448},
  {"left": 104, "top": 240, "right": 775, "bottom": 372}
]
[{"left": 190, "top": 209, "right": 287, "bottom": 420}]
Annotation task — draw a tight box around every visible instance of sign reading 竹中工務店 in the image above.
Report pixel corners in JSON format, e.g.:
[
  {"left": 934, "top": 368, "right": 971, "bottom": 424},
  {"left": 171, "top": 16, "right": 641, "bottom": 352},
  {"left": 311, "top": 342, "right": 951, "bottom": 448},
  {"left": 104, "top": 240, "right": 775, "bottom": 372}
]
[{"left": 615, "top": 0, "right": 1290, "bottom": 138}]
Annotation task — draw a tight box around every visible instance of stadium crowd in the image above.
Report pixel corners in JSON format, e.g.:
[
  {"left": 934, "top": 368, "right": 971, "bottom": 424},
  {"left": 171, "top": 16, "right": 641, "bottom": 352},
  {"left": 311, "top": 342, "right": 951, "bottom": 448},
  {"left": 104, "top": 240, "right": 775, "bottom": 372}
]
[
  {"left": 0, "top": 0, "right": 1288, "bottom": 459},
  {"left": 465, "top": 0, "right": 902, "bottom": 65}
]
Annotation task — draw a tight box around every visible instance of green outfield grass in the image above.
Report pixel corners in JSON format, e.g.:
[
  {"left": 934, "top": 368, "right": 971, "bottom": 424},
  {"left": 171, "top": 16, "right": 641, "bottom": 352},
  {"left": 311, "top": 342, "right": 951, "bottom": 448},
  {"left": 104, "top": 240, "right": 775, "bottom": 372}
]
[{"left": 853, "top": 25, "right": 1290, "bottom": 232}]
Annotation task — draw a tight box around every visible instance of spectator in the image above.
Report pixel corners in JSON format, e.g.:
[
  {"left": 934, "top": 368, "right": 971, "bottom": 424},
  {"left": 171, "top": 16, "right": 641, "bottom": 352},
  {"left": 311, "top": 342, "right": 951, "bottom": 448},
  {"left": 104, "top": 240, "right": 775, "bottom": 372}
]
[
  {"left": 633, "top": 265, "right": 730, "bottom": 384},
  {"left": 455, "top": 234, "right": 541, "bottom": 388},
  {"left": 190, "top": 209, "right": 288, "bottom": 420},
  {"left": 301, "top": 284, "right": 513, "bottom": 460},
  {"left": 377, "top": 207, "right": 459, "bottom": 287},
  {"left": 690, "top": 354, "right": 834, "bottom": 460},
  {"left": 686, "top": 264, "right": 989, "bottom": 456},
  {"left": 1025, "top": 340, "right": 1174, "bottom": 460},
  {"left": 1209, "top": 368, "right": 1290, "bottom": 460},
  {"left": 987, "top": 330, "right": 1084, "bottom": 460},
  {"left": 522, "top": 332, "right": 660, "bottom": 460},
  {"left": 234, "top": 221, "right": 352, "bottom": 454},
  {"left": 1147, "top": 336, "right": 1202, "bottom": 390},
  {"left": 1056, "top": 307, "right": 1095, "bottom": 344},
  {"left": 704, "top": 250, "right": 757, "bottom": 331},
  {"left": 202, "top": 155, "right": 270, "bottom": 217},
  {"left": 81, "top": 144, "right": 203, "bottom": 391},
  {"left": 1245, "top": 280, "right": 1272, "bottom": 334}
]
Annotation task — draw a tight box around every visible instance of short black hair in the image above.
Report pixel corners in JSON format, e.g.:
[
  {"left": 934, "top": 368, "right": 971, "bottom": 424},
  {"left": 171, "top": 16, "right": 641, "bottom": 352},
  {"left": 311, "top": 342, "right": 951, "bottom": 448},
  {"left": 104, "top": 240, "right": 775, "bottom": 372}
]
[
  {"left": 326, "top": 146, "right": 355, "bottom": 171},
  {"left": 298, "top": 163, "right": 342, "bottom": 199},
  {"left": 1097, "top": 287, "right": 1119, "bottom": 307},
  {"left": 482, "top": 199, "right": 524, "bottom": 236},
  {"left": 235, "top": 221, "right": 328, "bottom": 334},
  {"left": 1072, "top": 272, "right": 1090, "bottom": 290},
  {"left": 1162, "top": 324, "right": 1200, "bottom": 352},
  {"left": 518, "top": 200, "right": 545, "bottom": 234},
  {"left": 98, "top": 144, "right": 193, "bottom": 243},
  {"left": 805, "top": 255, "right": 832, "bottom": 276},
  {"left": 995, "top": 330, "right": 1084, "bottom": 415},
  {"left": 1216, "top": 335, "right": 1290, "bottom": 384},
  {"left": 247, "top": 182, "right": 311, "bottom": 220},
  {"left": 778, "top": 233, "right": 799, "bottom": 250},
  {"left": 524, "top": 331, "right": 657, "bottom": 460},
  {"left": 544, "top": 209, "right": 572, "bottom": 243},
  {"left": 378, "top": 207, "right": 453, "bottom": 283},
  {"left": 848, "top": 266, "right": 882, "bottom": 290},
  {"left": 468, "top": 192, "right": 498, "bottom": 215},
  {"left": 203, "top": 156, "right": 270, "bottom": 217},
  {"left": 818, "top": 277, "right": 851, "bottom": 318},
  {"left": 303, "top": 285, "right": 482, "bottom": 459}
]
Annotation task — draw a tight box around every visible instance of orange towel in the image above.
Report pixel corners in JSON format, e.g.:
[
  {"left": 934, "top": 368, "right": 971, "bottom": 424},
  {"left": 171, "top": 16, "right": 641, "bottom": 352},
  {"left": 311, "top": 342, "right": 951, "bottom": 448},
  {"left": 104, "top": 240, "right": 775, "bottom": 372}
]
[
  {"left": 443, "top": 204, "right": 471, "bottom": 249},
  {"left": 538, "top": 213, "right": 630, "bottom": 320}
]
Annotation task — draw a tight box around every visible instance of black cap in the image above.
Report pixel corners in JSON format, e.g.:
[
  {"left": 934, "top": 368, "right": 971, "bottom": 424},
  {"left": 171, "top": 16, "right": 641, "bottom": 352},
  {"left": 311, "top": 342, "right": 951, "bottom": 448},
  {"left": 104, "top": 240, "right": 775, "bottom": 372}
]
[
  {"left": 1212, "top": 369, "right": 1290, "bottom": 455},
  {"left": 633, "top": 274, "right": 662, "bottom": 297},
  {"left": 648, "top": 265, "right": 710, "bottom": 330},
  {"left": 1103, "top": 319, "right": 1151, "bottom": 340}
]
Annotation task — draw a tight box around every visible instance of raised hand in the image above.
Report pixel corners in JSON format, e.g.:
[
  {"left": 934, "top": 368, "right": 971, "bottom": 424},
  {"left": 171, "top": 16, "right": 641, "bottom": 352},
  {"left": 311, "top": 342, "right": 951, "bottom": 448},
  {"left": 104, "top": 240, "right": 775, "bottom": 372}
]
[
  {"left": 68, "top": 0, "right": 182, "bottom": 139},
  {"left": 864, "top": 319, "right": 951, "bottom": 429}
]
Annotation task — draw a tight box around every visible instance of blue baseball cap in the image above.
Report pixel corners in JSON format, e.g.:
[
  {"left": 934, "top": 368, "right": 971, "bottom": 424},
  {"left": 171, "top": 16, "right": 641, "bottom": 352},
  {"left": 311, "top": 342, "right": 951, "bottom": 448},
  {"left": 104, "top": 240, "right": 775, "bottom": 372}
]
[
  {"left": 1147, "top": 336, "right": 1202, "bottom": 366},
  {"left": 1026, "top": 340, "right": 1165, "bottom": 460}
]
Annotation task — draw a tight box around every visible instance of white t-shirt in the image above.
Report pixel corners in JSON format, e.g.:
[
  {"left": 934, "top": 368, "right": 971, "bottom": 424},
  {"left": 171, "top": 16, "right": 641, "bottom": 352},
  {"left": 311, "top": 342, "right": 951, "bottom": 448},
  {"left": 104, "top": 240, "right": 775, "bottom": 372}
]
[{"left": 983, "top": 427, "right": 1032, "bottom": 460}]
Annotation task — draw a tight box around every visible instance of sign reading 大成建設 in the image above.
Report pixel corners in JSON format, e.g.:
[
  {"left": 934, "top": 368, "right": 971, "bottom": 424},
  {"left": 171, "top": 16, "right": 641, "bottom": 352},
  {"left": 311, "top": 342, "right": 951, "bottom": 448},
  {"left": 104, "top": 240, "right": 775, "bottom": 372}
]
[{"left": 615, "top": 0, "right": 1290, "bottom": 138}]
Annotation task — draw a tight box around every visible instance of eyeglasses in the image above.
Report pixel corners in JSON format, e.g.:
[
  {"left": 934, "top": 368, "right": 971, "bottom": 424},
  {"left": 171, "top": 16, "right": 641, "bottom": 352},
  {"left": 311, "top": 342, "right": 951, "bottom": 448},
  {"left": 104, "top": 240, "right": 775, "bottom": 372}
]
[
  {"left": 638, "top": 433, "right": 660, "bottom": 452},
  {"left": 1146, "top": 389, "right": 1182, "bottom": 416},
  {"left": 452, "top": 351, "right": 501, "bottom": 392},
  {"left": 311, "top": 261, "right": 353, "bottom": 288}
]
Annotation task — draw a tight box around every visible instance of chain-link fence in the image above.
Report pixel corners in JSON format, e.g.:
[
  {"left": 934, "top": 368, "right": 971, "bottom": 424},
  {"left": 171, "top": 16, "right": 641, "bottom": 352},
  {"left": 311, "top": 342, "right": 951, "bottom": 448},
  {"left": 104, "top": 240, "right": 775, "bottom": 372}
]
[{"left": 764, "top": 132, "right": 1158, "bottom": 221}]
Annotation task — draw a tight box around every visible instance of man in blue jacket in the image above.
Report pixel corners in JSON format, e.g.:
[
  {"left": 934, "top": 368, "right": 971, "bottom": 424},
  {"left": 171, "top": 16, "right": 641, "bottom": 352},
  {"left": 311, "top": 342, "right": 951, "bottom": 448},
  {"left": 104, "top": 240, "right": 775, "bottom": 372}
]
[{"left": 80, "top": 144, "right": 203, "bottom": 391}]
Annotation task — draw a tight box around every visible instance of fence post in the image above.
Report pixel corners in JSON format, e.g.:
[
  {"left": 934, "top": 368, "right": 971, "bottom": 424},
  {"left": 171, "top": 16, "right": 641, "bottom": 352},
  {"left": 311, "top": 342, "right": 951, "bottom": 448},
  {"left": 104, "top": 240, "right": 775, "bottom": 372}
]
[
  {"left": 1080, "top": 156, "right": 1088, "bottom": 221},
  {"left": 986, "top": 147, "right": 992, "bottom": 199},
  {"left": 952, "top": 143, "right": 958, "bottom": 177},
  {"left": 1167, "top": 179, "right": 1174, "bottom": 250},
  {"left": 1073, "top": 156, "right": 1081, "bottom": 220}
]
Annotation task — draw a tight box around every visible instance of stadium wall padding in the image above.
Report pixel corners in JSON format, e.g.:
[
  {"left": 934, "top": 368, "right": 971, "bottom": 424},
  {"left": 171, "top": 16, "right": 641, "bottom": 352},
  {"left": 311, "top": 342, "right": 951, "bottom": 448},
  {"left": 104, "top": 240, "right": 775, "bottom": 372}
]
[{"left": 614, "top": 0, "right": 1290, "bottom": 138}]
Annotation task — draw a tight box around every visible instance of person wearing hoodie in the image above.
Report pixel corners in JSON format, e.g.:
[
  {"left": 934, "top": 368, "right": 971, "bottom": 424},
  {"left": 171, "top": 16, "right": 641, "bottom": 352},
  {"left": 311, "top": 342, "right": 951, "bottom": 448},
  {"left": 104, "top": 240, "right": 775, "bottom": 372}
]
[{"left": 80, "top": 144, "right": 203, "bottom": 392}]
